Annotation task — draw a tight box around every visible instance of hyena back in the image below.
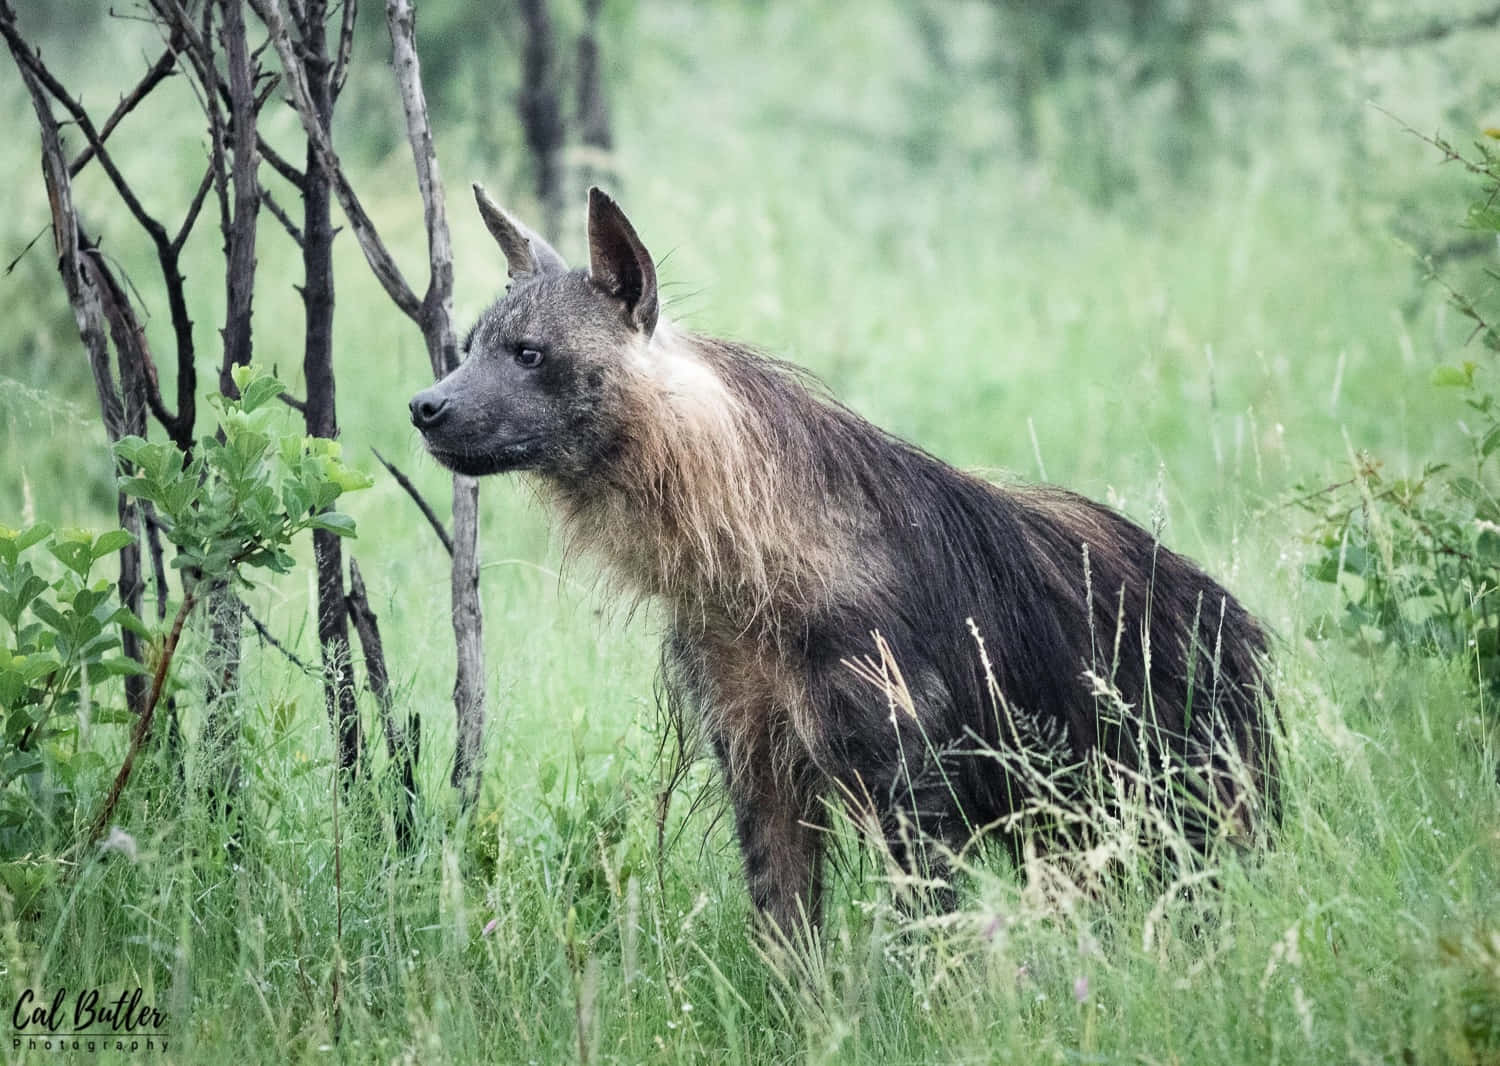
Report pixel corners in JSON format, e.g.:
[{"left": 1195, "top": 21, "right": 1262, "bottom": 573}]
[{"left": 411, "top": 186, "right": 1279, "bottom": 935}]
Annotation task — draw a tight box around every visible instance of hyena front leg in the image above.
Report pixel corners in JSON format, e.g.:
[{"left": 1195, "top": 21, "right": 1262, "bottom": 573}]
[{"left": 714, "top": 727, "right": 826, "bottom": 939}]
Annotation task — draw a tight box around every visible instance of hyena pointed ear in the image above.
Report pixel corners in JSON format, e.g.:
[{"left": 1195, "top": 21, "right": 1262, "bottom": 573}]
[
  {"left": 587, "top": 186, "right": 659, "bottom": 336},
  {"left": 472, "top": 183, "right": 568, "bottom": 280}
]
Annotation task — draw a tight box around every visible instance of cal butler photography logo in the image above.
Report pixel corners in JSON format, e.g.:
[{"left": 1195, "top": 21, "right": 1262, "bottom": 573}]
[{"left": 11, "top": 986, "right": 171, "bottom": 1055}]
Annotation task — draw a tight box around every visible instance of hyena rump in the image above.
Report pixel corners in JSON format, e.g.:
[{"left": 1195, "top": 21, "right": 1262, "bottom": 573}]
[{"left": 412, "top": 186, "right": 1279, "bottom": 934}]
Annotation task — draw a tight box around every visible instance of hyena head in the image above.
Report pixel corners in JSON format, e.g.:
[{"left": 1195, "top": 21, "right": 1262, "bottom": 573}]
[{"left": 410, "top": 186, "right": 657, "bottom": 479}]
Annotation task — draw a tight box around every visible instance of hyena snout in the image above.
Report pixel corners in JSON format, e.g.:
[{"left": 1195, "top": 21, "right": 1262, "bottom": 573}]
[{"left": 408, "top": 387, "right": 450, "bottom": 430}]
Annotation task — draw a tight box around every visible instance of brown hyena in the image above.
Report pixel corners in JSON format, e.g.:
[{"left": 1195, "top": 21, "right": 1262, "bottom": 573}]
[{"left": 411, "top": 186, "right": 1279, "bottom": 936}]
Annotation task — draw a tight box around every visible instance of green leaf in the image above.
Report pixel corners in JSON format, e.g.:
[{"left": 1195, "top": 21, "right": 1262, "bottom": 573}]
[
  {"left": 111, "top": 435, "right": 154, "bottom": 467},
  {"left": 90, "top": 530, "right": 137, "bottom": 560},
  {"left": 1452, "top": 477, "right": 1489, "bottom": 504},
  {"left": 1432, "top": 364, "right": 1474, "bottom": 388},
  {"left": 13, "top": 523, "right": 53, "bottom": 555},
  {"left": 238, "top": 374, "right": 286, "bottom": 413},
  {"left": 29, "top": 599, "right": 68, "bottom": 635},
  {"left": 47, "top": 536, "right": 93, "bottom": 578},
  {"left": 86, "top": 656, "right": 149, "bottom": 681},
  {"left": 306, "top": 512, "right": 357, "bottom": 538},
  {"left": 1479, "top": 529, "right": 1500, "bottom": 565},
  {"left": 106, "top": 606, "right": 151, "bottom": 639}
]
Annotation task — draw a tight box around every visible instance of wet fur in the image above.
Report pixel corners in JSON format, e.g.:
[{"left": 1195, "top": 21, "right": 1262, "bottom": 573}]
[{"left": 558, "top": 326, "right": 1277, "bottom": 930}]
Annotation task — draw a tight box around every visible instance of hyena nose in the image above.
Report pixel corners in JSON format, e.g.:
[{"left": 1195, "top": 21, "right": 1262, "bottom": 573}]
[{"left": 409, "top": 391, "right": 450, "bottom": 430}]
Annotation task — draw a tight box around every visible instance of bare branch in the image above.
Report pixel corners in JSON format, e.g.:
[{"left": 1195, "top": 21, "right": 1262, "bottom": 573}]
[
  {"left": 1, "top": 18, "right": 170, "bottom": 248},
  {"left": 246, "top": 608, "right": 314, "bottom": 672},
  {"left": 5, "top": 225, "right": 47, "bottom": 275},
  {"left": 260, "top": 183, "right": 305, "bottom": 244},
  {"left": 5, "top": 36, "right": 124, "bottom": 445},
  {"left": 218, "top": 0, "right": 263, "bottom": 399},
  {"left": 372, "top": 447, "right": 453, "bottom": 555},
  {"left": 277, "top": 390, "right": 307, "bottom": 413},
  {"left": 332, "top": 0, "right": 356, "bottom": 99},
  {"left": 384, "top": 0, "right": 485, "bottom": 806},
  {"left": 173, "top": 163, "right": 218, "bottom": 252},
  {"left": 386, "top": 0, "right": 459, "bottom": 373},
  {"left": 258, "top": 135, "right": 307, "bottom": 188},
  {"left": 249, "top": 0, "right": 423, "bottom": 319},
  {"left": 150, "top": 0, "right": 306, "bottom": 190},
  {"left": 346, "top": 559, "right": 393, "bottom": 734},
  {"left": 68, "top": 44, "right": 178, "bottom": 178},
  {"left": 347, "top": 555, "right": 418, "bottom": 851},
  {"left": 2, "top": 2, "right": 197, "bottom": 447}
]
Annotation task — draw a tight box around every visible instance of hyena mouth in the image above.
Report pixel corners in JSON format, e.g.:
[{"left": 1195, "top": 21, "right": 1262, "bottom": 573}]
[{"left": 426, "top": 437, "right": 541, "bottom": 477}]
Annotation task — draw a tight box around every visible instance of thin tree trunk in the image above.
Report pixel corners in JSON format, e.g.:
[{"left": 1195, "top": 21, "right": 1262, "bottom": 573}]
[
  {"left": 218, "top": 0, "right": 259, "bottom": 392},
  {"left": 202, "top": 580, "right": 243, "bottom": 807},
  {"left": 5, "top": 22, "right": 151, "bottom": 716},
  {"left": 201, "top": 0, "right": 262, "bottom": 805},
  {"left": 347, "top": 558, "right": 415, "bottom": 848},
  {"left": 518, "top": 0, "right": 564, "bottom": 240},
  {"left": 575, "top": 0, "right": 614, "bottom": 195},
  {"left": 387, "top": 0, "right": 486, "bottom": 809},
  {"left": 300, "top": 0, "right": 363, "bottom": 778},
  {"left": 256, "top": 0, "right": 485, "bottom": 807}
]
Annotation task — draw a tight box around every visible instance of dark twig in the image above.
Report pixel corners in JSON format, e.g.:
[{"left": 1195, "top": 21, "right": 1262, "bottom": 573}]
[
  {"left": 150, "top": 0, "right": 306, "bottom": 190},
  {"left": 5, "top": 225, "right": 48, "bottom": 275},
  {"left": 246, "top": 607, "right": 315, "bottom": 673},
  {"left": 347, "top": 557, "right": 417, "bottom": 850},
  {"left": 173, "top": 164, "right": 217, "bottom": 253},
  {"left": 3, "top": 22, "right": 169, "bottom": 260},
  {"left": 260, "top": 183, "right": 305, "bottom": 245},
  {"left": 331, "top": 0, "right": 356, "bottom": 99},
  {"left": 372, "top": 447, "right": 453, "bottom": 555},
  {"left": 2, "top": 3, "right": 197, "bottom": 449},
  {"left": 277, "top": 391, "right": 307, "bottom": 413},
  {"left": 1281, "top": 477, "right": 1359, "bottom": 512},
  {"left": 249, "top": 0, "right": 424, "bottom": 320},
  {"left": 82, "top": 586, "right": 198, "bottom": 853},
  {"left": 68, "top": 44, "right": 178, "bottom": 178},
  {"left": 4, "top": 16, "right": 155, "bottom": 711}
]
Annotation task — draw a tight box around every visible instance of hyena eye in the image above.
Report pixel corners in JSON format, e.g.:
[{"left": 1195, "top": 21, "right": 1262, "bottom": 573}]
[{"left": 515, "top": 347, "right": 545, "bottom": 369}]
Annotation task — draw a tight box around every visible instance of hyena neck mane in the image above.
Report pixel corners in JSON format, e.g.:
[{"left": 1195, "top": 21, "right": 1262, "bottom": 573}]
[{"left": 544, "top": 319, "right": 876, "bottom": 630}]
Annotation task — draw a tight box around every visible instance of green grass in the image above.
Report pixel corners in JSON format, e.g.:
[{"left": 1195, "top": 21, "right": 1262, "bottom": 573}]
[{"left": 3, "top": 1, "right": 1500, "bottom": 1062}]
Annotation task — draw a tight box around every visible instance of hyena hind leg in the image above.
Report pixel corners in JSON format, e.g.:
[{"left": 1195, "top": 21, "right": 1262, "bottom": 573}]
[{"left": 871, "top": 777, "right": 965, "bottom": 917}]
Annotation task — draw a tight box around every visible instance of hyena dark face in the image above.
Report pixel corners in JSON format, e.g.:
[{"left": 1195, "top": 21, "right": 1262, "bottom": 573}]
[{"left": 410, "top": 186, "right": 658, "bottom": 479}]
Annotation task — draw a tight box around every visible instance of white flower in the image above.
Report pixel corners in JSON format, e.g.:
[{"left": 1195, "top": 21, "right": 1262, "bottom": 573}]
[{"left": 99, "top": 826, "right": 138, "bottom": 863}]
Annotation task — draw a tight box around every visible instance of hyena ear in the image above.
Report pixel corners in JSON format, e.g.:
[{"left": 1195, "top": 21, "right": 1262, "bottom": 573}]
[
  {"left": 587, "top": 186, "right": 658, "bottom": 337},
  {"left": 472, "top": 183, "right": 567, "bottom": 280}
]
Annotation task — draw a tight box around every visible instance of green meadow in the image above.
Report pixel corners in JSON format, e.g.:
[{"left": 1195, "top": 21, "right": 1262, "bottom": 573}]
[{"left": 2, "top": 1, "right": 1498, "bottom": 1061}]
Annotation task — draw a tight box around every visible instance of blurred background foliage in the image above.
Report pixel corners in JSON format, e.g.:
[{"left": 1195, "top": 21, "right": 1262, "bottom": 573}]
[{"left": 4, "top": 0, "right": 1496, "bottom": 519}]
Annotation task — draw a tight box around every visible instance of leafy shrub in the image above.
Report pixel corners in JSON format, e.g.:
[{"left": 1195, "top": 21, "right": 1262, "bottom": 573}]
[
  {"left": 115, "top": 365, "right": 371, "bottom": 583},
  {"left": 0, "top": 366, "right": 370, "bottom": 871},
  {"left": 0, "top": 523, "right": 144, "bottom": 848},
  {"left": 1300, "top": 134, "right": 1500, "bottom": 695}
]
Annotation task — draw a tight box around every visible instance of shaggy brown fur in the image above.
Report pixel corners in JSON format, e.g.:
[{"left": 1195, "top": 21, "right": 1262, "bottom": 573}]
[{"left": 411, "top": 187, "right": 1279, "bottom": 936}]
